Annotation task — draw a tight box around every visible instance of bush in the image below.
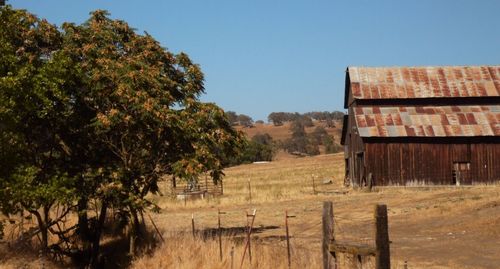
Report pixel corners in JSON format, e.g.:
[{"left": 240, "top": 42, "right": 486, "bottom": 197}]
[{"left": 324, "top": 136, "right": 343, "bottom": 154}]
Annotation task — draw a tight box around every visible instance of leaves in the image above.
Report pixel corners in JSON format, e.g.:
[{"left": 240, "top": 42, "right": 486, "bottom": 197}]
[{"left": 0, "top": 6, "right": 244, "bottom": 260}]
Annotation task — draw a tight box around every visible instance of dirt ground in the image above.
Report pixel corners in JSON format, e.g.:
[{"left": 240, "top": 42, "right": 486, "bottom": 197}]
[{"left": 154, "top": 154, "right": 500, "bottom": 269}]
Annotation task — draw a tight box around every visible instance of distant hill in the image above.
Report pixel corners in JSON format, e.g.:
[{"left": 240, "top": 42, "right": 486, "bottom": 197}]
[
  {"left": 235, "top": 120, "right": 341, "bottom": 141},
  {"left": 234, "top": 120, "right": 343, "bottom": 160}
]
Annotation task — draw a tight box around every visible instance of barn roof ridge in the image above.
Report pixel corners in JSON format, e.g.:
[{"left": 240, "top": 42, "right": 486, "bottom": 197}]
[
  {"left": 347, "top": 65, "right": 500, "bottom": 69},
  {"left": 344, "top": 65, "right": 500, "bottom": 107}
]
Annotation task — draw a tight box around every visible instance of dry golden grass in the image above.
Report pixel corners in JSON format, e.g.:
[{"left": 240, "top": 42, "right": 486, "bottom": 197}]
[
  {"left": 154, "top": 153, "right": 345, "bottom": 210},
  {"left": 142, "top": 153, "right": 500, "bottom": 269},
  {"left": 3, "top": 152, "right": 500, "bottom": 268},
  {"left": 131, "top": 233, "right": 321, "bottom": 269}
]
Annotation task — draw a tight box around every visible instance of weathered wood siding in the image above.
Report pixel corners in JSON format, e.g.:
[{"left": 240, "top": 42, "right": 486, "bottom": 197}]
[
  {"left": 345, "top": 106, "right": 365, "bottom": 186},
  {"left": 364, "top": 138, "right": 500, "bottom": 185}
]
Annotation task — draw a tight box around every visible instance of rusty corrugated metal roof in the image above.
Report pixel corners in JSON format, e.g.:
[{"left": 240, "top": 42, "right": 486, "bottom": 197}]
[
  {"left": 354, "top": 105, "right": 500, "bottom": 137},
  {"left": 348, "top": 66, "right": 500, "bottom": 100}
]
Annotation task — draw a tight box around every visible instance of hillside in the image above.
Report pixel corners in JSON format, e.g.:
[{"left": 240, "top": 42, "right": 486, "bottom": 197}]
[
  {"left": 233, "top": 120, "right": 343, "bottom": 160},
  {"left": 235, "top": 121, "right": 343, "bottom": 142}
]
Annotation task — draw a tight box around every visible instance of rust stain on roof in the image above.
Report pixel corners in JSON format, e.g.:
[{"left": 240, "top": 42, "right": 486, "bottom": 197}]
[
  {"left": 348, "top": 66, "right": 500, "bottom": 100},
  {"left": 354, "top": 105, "right": 500, "bottom": 137}
]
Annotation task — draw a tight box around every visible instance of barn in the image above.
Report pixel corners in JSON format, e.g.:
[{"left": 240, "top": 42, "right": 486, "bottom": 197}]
[{"left": 340, "top": 66, "right": 500, "bottom": 186}]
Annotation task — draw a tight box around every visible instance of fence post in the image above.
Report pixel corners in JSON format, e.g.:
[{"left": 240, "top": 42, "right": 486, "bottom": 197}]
[
  {"left": 191, "top": 213, "right": 196, "bottom": 239},
  {"left": 285, "top": 210, "right": 295, "bottom": 269},
  {"left": 218, "top": 209, "right": 226, "bottom": 261},
  {"left": 240, "top": 209, "right": 256, "bottom": 269},
  {"left": 247, "top": 179, "right": 252, "bottom": 203},
  {"left": 322, "top": 201, "right": 335, "bottom": 269},
  {"left": 375, "top": 204, "right": 390, "bottom": 269}
]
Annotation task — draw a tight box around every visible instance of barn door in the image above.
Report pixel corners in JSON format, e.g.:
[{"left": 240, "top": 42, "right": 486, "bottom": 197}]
[{"left": 452, "top": 162, "right": 471, "bottom": 186}]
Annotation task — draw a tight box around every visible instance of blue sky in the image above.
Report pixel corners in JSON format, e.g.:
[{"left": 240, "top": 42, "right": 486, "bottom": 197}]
[{"left": 10, "top": 0, "right": 500, "bottom": 121}]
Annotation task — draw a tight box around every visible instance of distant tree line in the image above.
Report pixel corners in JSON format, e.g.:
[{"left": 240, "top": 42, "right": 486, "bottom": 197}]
[
  {"left": 227, "top": 133, "right": 276, "bottom": 165},
  {"left": 223, "top": 110, "right": 345, "bottom": 162},
  {"left": 225, "top": 111, "right": 254, "bottom": 127},
  {"left": 281, "top": 122, "right": 342, "bottom": 156},
  {"left": 227, "top": 119, "right": 344, "bottom": 164},
  {"left": 268, "top": 111, "right": 344, "bottom": 126}
]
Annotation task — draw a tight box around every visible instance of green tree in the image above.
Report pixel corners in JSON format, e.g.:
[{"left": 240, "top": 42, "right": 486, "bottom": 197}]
[
  {"left": 0, "top": 7, "right": 244, "bottom": 267},
  {"left": 0, "top": 6, "right": 77, "bottom": 252},
  {"left": 311, "top": 126, "right": 328, "bottom": 145},
  {"left": 268, "top": 112, "right": 286, "bottom": 126},
  {"left": 60, "top": 10, "right": 244, "bottom": 261},
  {"left": 237, "top": 114, "right": 254, "bottom": 127},
  {"left": 225, "top": 111, "right": 238, "bottom": 125},
  {"left": 324, "top": 135, "right": 342, "bottom": 154},
  {"left": 238, "top": 133, "right": 274, "bottom": 163}
]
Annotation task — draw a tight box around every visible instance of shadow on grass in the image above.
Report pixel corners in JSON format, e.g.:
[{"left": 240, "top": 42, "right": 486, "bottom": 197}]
[{"left": 200, "top": 224, "right": 280, "bottom": 239}]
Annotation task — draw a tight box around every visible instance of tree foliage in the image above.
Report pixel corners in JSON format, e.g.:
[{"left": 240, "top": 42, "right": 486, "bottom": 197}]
[
  {"left": 225, "top": 111, "right": 238, "bottom": 125},
  {"left": 0, "top": 6, "right": 77, "bottom": 251},
  {"left": 268, "top": 111, "right": 344, "bottom": 126},
  {"left": 237, "top": 114, "right": 254, "bottom": 127},
  {"left": 225, "top": 111, "right": 254, "bottom": 127},
  {"left": 228, "top": 133, "right": 275, "bottom": 164},
  {"left": 0, "top": 6, "right": 243, "bottom": 267},
  {"left": 284, "top": 120, "right": 319, "bottom": 156}
]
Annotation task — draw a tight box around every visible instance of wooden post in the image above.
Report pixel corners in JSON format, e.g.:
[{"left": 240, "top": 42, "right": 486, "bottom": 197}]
[
  {"left": 191, "top": 213, "right": 196, "bottom": 239},
  {"left": 247, "top": 179, "right": 252, "bottom": 203},
  {"left": 147, "top": 213, "right": 165, "bottom": 243},
  {"left": 322, "top": 201, "right": 335, "bottom": 269},
  {"left": 218, "top": 209, "right": 226, "bottom": 261},
  {"left": 367, "top": 173, "right": 373, "bottom": 192},
  {"left": 375, "top": 204, "right": 390, "bottom": 269},
  {"left": 285, "top": 210, "right": 296, "bottom": 269},
  {"left": 240, "top": 209, "right": 256, "bottom": 269},
  {"left": 247, "top": 212, "right": 253, "bottom": 263}
]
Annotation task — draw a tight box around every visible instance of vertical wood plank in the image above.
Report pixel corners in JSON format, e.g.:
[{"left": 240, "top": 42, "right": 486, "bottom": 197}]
[
  {"left": 375, "top": 204, "right": 390, "bottom": 269},
  {"left": 322, "top": 201, "right": 335, "bottom": 269}
]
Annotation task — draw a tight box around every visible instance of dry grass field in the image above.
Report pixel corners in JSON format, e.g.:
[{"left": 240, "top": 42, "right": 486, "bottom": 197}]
[
  {"left": 139, "top": 153, "right": 500, "bottom": 269},
  {"left": 2, "top": 153, "right": 500, "bottom": 268}
]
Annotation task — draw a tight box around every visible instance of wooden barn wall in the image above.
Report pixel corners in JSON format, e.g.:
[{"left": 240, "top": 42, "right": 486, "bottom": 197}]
[
  {"left": 364, "top": 139, "right": 500, "bottom": 186},
  {"left": 344, "top": 107, "right": 365, "bottom": 186}
]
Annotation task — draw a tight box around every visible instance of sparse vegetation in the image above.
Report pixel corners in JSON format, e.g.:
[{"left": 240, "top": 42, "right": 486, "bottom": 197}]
[{"left": 268, "top": 111, "right": 344, "bottom": 126}]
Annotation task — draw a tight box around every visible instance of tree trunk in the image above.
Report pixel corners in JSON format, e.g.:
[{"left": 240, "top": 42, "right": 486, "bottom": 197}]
[
  {"left": 77, "top": 197, "right": 91, "bottom": 252},
  {"left": 89, "top": 200, "right": 108, "bottom": 269},
  {"left": 30, "top": 208, "right": 49, "bottom": 253},
  {"left": 129, "top": 208, "right": 144, "bottom": 257}
]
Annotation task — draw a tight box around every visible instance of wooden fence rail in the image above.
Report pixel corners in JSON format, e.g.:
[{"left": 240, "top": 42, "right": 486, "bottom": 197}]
[{"left": 322, "top": 201, "right": 390, "bottom": 269}]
